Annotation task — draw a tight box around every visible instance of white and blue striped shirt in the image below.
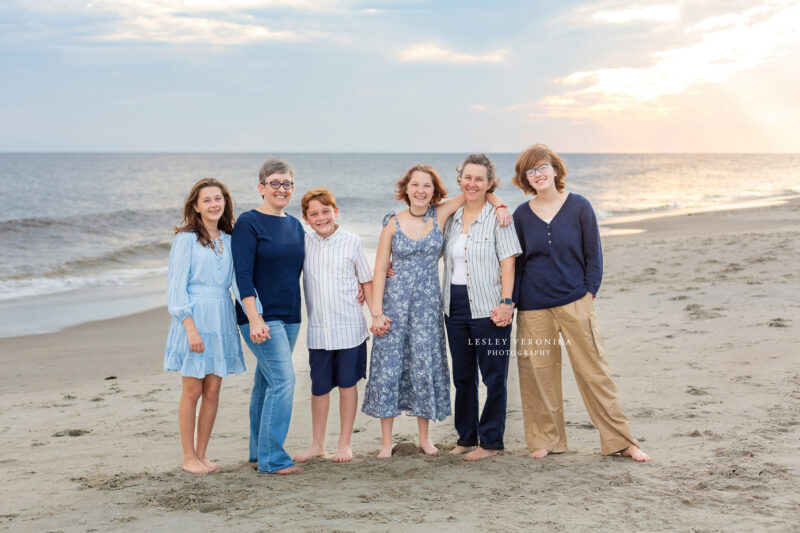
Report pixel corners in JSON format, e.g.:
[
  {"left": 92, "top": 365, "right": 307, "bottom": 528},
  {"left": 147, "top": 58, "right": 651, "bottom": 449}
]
[
  {"left": 442, "top": 203, "right": 522, "bottom": 319},
  {"left": 303, "top": 227, "right": 373, "bottom": 350}
]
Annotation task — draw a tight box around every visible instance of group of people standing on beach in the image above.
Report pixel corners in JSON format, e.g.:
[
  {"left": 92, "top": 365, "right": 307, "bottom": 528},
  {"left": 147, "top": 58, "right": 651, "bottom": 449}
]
[{"left": 164, "top": 145, "right": 651, "bottom": 476}]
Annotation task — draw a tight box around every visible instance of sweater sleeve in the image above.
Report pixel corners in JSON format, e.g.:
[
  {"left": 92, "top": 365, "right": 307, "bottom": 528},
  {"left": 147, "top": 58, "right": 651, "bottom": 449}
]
[
  {"left": 579, "top": 199, "right": 603, "bottom": 295},
  {"left": 512, "top": 211, "right": 526, "bottom": 303},
  {"left": 166, "top": 233, "right": 194, "bottom": 321},
  {"left": 231, "top": 213, "right": 259, "bottom": 301}
]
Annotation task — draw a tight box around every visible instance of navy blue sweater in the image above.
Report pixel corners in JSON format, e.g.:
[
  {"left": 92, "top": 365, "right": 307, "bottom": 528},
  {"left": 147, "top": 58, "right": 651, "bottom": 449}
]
[
  {"left": 231, "top": 210, "right": 305, "bottom": 325},
  {"left": 512, "top": 193, "right": 603, "bottom": 310}
]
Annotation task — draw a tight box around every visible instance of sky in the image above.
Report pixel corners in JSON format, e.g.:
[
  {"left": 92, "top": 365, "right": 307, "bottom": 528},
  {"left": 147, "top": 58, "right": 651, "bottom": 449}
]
[{"left": 2, "top": 0, "right": 799, "bottom": 153}]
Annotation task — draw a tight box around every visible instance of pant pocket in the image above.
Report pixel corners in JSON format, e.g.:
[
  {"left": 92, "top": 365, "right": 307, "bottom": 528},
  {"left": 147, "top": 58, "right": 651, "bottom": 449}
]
[{"left": 588, "top": 312, "right": 606, "bottom": 359}]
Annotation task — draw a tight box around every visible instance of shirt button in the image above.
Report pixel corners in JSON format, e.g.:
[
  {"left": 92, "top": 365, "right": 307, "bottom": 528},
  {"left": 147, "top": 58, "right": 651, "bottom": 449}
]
[
  {"left": 466, "top": 273, "right": 469, "bottom": 276},
  {"left": 548, "top": 240, "right": 552, "bottom": 244}
]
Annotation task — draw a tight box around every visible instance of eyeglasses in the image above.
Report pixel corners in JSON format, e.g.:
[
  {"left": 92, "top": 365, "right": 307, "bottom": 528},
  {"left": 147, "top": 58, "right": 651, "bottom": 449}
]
[
  {"left": 525, "top": 163, "right": 551, "bottom": 177},
  {"left": 261, "top": 180, "right": 294, "bottom": 190}
]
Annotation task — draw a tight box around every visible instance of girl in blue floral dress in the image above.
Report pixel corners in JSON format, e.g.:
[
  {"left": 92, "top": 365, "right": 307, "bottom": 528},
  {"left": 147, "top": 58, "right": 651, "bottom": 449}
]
[
  {"left": 164, "top": 178, "right": 245, "bottom": 474},
  {"left": 362, "top": 164, "right": 511, "bottom": 459}
]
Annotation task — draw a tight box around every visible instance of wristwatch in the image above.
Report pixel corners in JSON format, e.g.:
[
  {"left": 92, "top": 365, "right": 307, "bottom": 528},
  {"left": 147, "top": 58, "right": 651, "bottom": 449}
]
[{"left": 500, "top": 298, "right": 513, "bottom": 306}]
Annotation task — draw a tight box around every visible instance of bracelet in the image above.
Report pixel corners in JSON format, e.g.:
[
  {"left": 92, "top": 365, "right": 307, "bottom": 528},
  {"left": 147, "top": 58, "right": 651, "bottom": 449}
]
[
  {"left": 372, "top": 312, "right": 385, "bottom": 318},
  {"left": 497, "top": 204, "right": 507, "bottom": 209}
]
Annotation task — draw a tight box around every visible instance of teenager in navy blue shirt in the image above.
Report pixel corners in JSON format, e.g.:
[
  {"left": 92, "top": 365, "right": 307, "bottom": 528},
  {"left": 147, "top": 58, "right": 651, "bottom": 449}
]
[
  {"left": 232, "top": 158, "right": 305, "bottom": 475},
  {"left": 511, "top": 144, "right": 650, "bottom": 462}
]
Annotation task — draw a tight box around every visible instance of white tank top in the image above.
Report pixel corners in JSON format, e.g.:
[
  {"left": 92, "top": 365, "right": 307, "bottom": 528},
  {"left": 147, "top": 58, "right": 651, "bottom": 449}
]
[{"left": 450, "top": 233, "right": 468, "bottom": 285}]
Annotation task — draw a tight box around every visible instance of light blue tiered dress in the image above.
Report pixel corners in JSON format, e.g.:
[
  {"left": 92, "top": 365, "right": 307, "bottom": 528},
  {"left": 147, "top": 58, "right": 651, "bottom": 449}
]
[
  {"left": 164, "top": 231, "right": 245, "bottom": 378},
  {"left": 362, "top": 208, "right": 452, "bottom": 421}
]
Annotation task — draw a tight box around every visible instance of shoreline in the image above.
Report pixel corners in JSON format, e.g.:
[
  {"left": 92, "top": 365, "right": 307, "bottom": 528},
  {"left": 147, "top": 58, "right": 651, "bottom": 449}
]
[{"left": 3, "top": 195, "right": 798, "bottom": 340}]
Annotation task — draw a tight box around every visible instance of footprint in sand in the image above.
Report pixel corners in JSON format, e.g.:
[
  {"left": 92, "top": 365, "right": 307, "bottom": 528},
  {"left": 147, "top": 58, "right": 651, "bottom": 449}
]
[
  {"left": 52, "top": 429, "right": 91, "bottom": 437},
  {"left": 686, "top": 386, "right": 709, "bottom": 396},
  {"left": 768, "top": 318, "right": 789, "bottom": 328},
  {"left": 684, "top": 304, "right": 723, "bottom": 319}
]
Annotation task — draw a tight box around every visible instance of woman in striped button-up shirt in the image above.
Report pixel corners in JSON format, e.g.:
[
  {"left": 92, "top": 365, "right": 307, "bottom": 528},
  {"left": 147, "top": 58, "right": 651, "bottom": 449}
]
[{"left": 442, "top": 153, "right": 522, "bottom": 461}]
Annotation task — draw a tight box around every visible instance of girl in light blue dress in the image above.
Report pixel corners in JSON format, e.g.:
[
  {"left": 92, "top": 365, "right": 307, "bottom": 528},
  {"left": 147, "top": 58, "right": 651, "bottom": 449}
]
[{"left": 164, "top": 178, "right": 246, "bottom": 475}]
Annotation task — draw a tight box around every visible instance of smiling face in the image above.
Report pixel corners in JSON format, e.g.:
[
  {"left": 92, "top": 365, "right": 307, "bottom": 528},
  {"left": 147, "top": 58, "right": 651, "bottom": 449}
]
[
  {"left": 303, "top": 198, "right": 338, "bottom": 238},
  {"left": 526, "top": 160, "right": 557, "bottom": 194},
  {"left": 194, "top": 186, "right": 225, "bottom": 227},
  {"left": 459, "top": 163, "right": 490, "bottom": 202},
  {"left": 406, "top": 170, "right": 435, "bottom": 208},
  {"left": 258, "top": 172, "right": 294, "bottom": 212}
]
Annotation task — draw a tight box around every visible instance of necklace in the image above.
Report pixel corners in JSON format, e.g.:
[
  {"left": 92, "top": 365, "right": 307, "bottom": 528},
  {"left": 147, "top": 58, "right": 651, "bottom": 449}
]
[{"left": 409, "top": 207, "right": 428, "bottom": 217}]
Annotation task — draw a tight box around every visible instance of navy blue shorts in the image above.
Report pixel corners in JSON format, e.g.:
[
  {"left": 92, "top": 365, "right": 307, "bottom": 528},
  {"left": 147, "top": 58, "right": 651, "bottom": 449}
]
[{"left": 308, "top": 340, "right": 367, "bottom": 396}]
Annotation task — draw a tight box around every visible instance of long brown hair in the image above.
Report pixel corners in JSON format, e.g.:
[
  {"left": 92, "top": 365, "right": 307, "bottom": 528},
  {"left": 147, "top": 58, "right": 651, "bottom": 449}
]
[{"left": 174, "top": 178, "right": 235, "bottom": 247}]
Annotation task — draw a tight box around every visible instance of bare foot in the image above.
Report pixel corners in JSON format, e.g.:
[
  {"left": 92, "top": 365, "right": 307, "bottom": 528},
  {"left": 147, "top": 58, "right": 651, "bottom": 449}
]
[
  {"left": 293, "top": 445, "right": 325, "bottom": 463},
  {"left": 419, "top": 440, "right": 439, "bottom": 456},
  {"left": 376, "top": 445, "right": 393, "bottom": 460},
  {"left": 620, "top": 445, "right": 651, "bottom": 462},
  {"left": 529, "top": 448, "right": 550, "bottom": 459},
  {"left": 449, "top": 445, "right": 475, "bottom": 455},
  {"left": 464, "top": 447, "right": 498, "bottom": 461},
  {"left": 182, "top": 457, "right": 210, "bottom": 474},
  {"left": 332, "top": 446, "right": 353, "bottom": 463},
  {"left": 197, "top": 457, "right": 220, "bottom": 472},
  {"left": 274, "top": 465, "right": 303, "bottom": 475}
]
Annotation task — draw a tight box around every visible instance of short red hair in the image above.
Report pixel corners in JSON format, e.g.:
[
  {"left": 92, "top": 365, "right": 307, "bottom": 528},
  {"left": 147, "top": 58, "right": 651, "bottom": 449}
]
[
  {"left": 300, "top": 187, "right": 337, "bottom": 216},
  {"left": 511, "top": 144, "right": 567, "bottom": 196},
  {"left": 394, "top": 164, "right": 447, "bottom": 206}
]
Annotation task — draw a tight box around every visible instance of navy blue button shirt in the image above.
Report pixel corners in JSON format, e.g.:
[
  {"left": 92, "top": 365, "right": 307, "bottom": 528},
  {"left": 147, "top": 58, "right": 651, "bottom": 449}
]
[
  {"left": 231, "top": 210, "right": 305, "bottom": 325},
  {"left": 512, "top": 193, "right": 603, "bottom": 310}
]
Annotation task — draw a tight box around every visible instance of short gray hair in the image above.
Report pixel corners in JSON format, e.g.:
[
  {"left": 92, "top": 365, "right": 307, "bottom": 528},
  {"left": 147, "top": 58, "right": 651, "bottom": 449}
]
[
  {"left": 259, "top": 158, "right": 295, "bottom": 183},
  {"left": 456, "top": 153, "right": 498, "bottom": 193}
]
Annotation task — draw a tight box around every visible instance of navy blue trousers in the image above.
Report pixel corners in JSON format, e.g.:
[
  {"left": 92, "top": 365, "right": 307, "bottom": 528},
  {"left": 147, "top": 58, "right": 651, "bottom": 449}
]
[{"left": 444, "top": 285, "right": 510, "bottom": 450}]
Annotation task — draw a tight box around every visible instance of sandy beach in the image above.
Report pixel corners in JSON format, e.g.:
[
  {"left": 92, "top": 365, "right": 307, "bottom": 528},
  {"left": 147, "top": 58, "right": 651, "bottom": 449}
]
[{"left": 1, "top": 198, "right": 798, "bottom": 532}]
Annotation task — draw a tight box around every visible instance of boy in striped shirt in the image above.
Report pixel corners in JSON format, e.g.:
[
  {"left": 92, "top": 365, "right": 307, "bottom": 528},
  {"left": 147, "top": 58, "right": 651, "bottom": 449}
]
[{"left": 294, "top": 188, "right": 375, "bottom": 463}]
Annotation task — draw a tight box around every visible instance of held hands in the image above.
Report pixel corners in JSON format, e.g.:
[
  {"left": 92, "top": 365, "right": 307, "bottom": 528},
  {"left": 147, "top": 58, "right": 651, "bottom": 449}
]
[
  {"left": 370, "top": 313, "right": 392, "bottom": 337},
  {"left": 248, "top": 316, "right": 271, "bottom": 344},
  {"left": 187, "top": 329, "right": 205, "bottom": 353},
  {"left": 490, "top": 304, "right": 513, "bottom": 327},
  {"left": 495, "top": 207, "right": 512, "bottom": 227},
  {"left": 386, "top": 262, "right": 395, "bottom": 278}
]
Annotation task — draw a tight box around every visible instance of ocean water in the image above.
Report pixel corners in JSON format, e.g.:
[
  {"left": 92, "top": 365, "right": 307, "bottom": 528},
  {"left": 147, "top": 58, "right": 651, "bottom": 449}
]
[{"left": 3, "top": 153, "right": 799, "bottom": 308}]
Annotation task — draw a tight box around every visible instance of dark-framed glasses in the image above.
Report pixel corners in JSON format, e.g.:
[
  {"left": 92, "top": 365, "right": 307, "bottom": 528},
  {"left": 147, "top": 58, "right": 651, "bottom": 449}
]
[
  {"left": 525, "top": 163, "right": 551, "bottom": 177},
  {"left": 261, "top": 180, "right": 294, "bottom": 190}
]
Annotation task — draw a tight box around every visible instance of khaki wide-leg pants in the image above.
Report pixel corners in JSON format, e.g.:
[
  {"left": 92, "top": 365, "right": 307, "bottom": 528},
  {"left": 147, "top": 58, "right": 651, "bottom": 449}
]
[{"left": 515, "top": 294, "right": 638, "bottom": 455}]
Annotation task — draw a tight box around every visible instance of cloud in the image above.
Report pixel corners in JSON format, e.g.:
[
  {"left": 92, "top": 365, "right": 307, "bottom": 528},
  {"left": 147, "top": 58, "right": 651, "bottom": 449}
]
[
  {"left": 398, "top": 44, "right": 508, "bottom": 64},
  {"left": 592, "top": 3, "right": 681, "bottom": 24},
  {"left": 33, "top": 0, "right": 345, "bottom": 44},
  {"left": 95, "top": 16, "right": 303, "bottom": 45},
  {"left": 531, "top": 0, "right": 800, "bottom": 119}
]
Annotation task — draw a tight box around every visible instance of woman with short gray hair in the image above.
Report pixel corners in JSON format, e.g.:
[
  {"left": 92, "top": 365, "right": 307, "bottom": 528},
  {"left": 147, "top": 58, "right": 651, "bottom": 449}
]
[
  {"left": 232, "top": 157, "right": 306, "bottom": 475},
  {"left": 441, "top": 153, "right": 522, "bottom": 461}
]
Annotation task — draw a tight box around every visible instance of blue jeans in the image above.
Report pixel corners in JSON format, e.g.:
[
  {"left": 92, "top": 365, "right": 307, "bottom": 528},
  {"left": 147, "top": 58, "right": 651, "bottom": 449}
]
[
  {"left": 240, "top": 321, "right": 300, "bottom": 473},
  {"left": 444, "top": 285, "right": 510, "bottom": 450}
]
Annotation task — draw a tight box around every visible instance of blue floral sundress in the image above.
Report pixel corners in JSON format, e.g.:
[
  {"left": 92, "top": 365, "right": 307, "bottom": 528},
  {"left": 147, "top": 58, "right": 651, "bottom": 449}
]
[{"left": 362, "top": 207, "right": 452, "bottom": 421}]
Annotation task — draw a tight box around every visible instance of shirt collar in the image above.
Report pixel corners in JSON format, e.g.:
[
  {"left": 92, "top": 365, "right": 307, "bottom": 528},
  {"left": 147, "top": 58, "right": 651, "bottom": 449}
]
[
  {"left": 307, "top": 225, "right": 341, "bottom": 244},
  {"left": 453, "top": 202, "right": 494, "bottom": 224}
]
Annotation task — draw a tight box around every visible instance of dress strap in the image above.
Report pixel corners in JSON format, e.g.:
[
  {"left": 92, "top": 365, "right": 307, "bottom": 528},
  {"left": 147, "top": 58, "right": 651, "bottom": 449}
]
[
  {"left": 382, "top": 212, "right": 398, "bottom": 227},
  {"left": 426, "top": 205, "right": 437, "bottom": 226}
]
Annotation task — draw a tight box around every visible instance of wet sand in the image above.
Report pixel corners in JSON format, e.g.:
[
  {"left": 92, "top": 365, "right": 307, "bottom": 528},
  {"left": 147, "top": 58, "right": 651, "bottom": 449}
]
[{"left": 1, "top": 198, "right": 798, "bottom": 531}]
